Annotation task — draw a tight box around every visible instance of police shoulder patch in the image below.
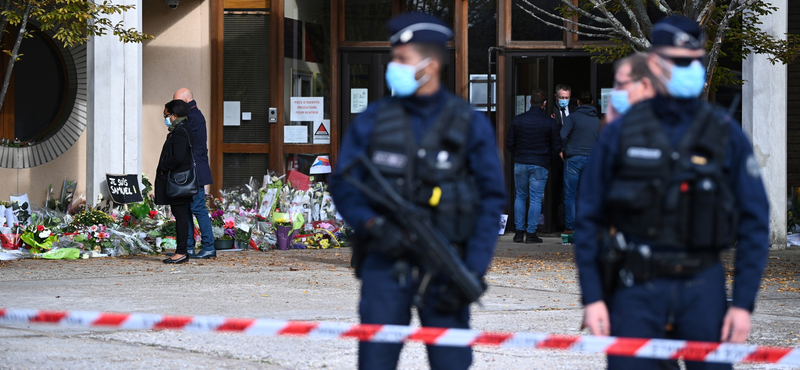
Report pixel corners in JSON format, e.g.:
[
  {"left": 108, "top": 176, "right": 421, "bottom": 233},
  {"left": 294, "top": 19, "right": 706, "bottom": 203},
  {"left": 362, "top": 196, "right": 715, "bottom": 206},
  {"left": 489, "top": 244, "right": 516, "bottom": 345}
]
[{"left": 745, "top": 154, "right": 761, "bottom": 179}]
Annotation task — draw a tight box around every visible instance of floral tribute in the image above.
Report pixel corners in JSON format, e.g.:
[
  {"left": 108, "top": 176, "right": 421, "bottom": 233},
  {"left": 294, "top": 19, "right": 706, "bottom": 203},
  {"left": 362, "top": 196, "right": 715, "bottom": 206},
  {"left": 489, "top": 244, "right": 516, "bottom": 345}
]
[{"left": 1, "top": 171, "right": 351, "bottom": 259}]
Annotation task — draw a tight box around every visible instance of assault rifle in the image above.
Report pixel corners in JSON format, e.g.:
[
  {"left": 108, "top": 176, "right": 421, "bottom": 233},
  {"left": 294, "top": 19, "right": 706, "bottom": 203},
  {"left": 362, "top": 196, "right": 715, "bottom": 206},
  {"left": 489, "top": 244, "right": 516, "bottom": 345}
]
[{"left": 340, "top": 153, "right": 487, "bottom": 307}]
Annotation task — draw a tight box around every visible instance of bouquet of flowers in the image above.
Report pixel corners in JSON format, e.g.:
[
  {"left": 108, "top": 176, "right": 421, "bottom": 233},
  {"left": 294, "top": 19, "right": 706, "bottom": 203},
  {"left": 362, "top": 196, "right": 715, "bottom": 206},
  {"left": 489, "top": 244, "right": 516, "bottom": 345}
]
[
  {"left": 20, "top": 224, "right": 58, "bottom": 254},
  {"left": 73, "top": 224, "right": 115, "bottom": 252},
  {"left": 211, "top": 210, "right": 235, "bottom": 240}
]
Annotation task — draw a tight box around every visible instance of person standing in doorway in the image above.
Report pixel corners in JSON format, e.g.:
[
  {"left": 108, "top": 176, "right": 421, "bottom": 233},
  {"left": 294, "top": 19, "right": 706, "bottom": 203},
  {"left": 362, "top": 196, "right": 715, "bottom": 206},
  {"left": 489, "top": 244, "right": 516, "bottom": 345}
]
[
  {"left": 173, "top": 88, "right": 216, "bottom": 259},
  {"left": 560, "top": 90, "right": 600, "bottom": 235},
  {"left": 552, "top": 84, "right": 575, "bottom": 127},
  {"left": 506, "top": 89, "right": 561, "bottom": 243}
]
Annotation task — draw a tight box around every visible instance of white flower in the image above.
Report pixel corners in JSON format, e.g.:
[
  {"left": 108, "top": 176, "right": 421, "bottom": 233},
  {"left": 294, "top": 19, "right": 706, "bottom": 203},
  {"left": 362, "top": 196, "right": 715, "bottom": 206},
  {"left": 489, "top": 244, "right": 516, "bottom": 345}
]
[{"left": 38, "top": 230, "right": 52, "bottom": 239}]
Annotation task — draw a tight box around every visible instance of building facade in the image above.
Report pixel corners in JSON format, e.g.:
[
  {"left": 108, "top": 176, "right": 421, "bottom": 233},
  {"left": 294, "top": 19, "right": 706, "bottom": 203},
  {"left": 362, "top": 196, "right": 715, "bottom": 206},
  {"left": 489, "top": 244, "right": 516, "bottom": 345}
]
[{"left": 0, "top": 0, "right": 793, "bottom": 247}]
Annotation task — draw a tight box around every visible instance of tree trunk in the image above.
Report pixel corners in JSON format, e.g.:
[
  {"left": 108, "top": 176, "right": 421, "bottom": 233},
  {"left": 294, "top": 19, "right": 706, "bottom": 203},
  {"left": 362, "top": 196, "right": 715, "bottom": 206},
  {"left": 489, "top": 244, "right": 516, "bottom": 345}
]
[{"left": 0, "top": 3, "right": 32, "bottom": 115}]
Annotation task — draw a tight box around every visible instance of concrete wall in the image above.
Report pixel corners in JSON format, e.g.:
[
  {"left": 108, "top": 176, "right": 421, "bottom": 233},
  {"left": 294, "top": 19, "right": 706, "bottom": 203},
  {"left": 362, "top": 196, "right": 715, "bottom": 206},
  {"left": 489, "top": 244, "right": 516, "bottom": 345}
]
[
  {"left": 142, "top": 0, "right": 212, "bottom": 182},
  {"left": 0, "top": 135, "right": 87, "bottom": 206}
]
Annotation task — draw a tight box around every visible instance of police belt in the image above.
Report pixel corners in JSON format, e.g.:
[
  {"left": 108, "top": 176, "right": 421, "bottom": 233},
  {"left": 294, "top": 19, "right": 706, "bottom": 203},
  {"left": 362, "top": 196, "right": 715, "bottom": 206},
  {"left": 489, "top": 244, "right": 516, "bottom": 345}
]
[{"left": 620, "top": 247, "right": 721, "bottom": 283}]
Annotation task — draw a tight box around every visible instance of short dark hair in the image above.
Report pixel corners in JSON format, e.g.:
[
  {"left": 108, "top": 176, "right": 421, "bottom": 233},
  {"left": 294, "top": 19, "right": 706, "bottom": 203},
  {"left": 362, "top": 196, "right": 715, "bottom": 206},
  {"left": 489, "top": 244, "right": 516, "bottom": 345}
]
[
  {"left": 530, "top": 88, "right": 546, "bottom": 106},
  {"left": 412, "top": 42, "right": 446, "bottom": 64},
  {"left": 578, "top": 90, "right": 593, "bottom": 105},
  {"left": 555, "top": 84, "right": 571, "bottom": 94},
  {"left": 615, "top": 53, "right": 657, "bottom": 87},
  {"left": 165, "top": 99, "right": 190, "bottom": 118}
]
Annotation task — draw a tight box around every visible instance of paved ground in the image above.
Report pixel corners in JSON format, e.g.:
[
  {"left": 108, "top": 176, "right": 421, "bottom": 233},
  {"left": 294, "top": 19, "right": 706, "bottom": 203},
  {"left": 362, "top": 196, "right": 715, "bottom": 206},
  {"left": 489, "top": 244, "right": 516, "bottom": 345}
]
[{"left": 1, "top": 235, "right": 799, "bottom": 369}]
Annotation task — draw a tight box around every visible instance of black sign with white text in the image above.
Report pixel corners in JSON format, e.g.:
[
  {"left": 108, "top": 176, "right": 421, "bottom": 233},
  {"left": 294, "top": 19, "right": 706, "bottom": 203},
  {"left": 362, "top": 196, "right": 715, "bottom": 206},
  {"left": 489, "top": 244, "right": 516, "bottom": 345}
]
[{"left": 105, "top": 174, "right": 143, "bottom": 204}]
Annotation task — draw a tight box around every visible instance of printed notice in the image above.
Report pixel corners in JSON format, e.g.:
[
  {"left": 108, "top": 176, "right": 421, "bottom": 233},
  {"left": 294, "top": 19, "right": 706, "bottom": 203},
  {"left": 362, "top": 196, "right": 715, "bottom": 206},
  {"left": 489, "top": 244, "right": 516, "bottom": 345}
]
[
  {"left": 350, "top": 88, "right": 368, "bottom": 113},
  {"left": 601, "top": 88, "right": 613, "bottom": 114},
  {"left": 313, "top": 120, "right": 331, "bottom": 144},
  {"left": 223, "top": 101, "right": 241, "bottom": 126},
  {"left": 290, "top": 97, "right": 324, "bottom": 122},
  {"left": 284, "top": 125, "right": 308, "bottom": 144}
]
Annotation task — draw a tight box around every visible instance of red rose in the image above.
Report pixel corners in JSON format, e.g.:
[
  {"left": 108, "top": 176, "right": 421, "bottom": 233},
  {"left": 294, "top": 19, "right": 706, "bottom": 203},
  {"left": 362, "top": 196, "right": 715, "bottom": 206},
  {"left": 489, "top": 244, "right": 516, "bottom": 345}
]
[
  {"left": 123, "top": 215, "right": 131, "bottom": 222},
  {"left": 149, "top": 210, "right": 157, "bottom": 219},
  {"left": 37, "top": 225, "right": 44, "bottom": 231}
]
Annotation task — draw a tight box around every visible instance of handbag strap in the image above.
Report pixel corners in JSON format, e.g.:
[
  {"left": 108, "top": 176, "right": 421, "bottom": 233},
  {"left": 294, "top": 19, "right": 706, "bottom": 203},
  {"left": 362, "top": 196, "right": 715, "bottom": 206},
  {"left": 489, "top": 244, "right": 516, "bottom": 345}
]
[{"left": 169, "top": 126, "right": 196, "bottom": 168}]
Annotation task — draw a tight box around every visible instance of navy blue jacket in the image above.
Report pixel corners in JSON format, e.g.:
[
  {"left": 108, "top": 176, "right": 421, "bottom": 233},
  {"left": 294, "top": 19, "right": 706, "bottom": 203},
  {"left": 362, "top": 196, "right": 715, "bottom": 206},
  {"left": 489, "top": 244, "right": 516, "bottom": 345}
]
[
  {"left": 560, "top": 105, "right": 600, "bottom": 158},
  {"left": 330, "top": 88, "right": 506, "bottom": 275},
  {"left": 574, "top": 94, "right": 770, "bottom": 312},
  {"left": 187, "top": 100, "right": 213, "bottom": 186},
  {"left": 506, "top": 106, "right": 561, "bottom": 169}
]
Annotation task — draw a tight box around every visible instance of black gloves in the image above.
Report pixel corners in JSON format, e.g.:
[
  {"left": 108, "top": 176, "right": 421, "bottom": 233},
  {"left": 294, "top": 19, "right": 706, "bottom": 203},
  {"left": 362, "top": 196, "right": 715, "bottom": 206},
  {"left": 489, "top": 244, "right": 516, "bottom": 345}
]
[
  {"left": 433, "top": 272, "right": 487, "bottom": 314},
  {"left": 368, "top": 216, "right": 413, "bottom": 259}
]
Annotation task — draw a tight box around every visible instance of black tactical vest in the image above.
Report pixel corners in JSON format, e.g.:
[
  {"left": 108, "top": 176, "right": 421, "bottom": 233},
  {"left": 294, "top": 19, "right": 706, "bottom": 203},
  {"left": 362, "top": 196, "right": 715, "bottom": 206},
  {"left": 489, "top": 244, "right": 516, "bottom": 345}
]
[
  {"left": 606, "top": 100, "right": 738, "bottom": 249},
  {"left": 367, "top": 95, "right": 479, "bottom": 245}
]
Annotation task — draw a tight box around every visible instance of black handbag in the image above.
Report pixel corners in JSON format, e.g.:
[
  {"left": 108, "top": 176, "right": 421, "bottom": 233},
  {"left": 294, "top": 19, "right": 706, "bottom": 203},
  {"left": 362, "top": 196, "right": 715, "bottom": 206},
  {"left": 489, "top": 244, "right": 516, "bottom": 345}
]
[{"left": 166, "top": 126, "right": 199, "bottom": 198}]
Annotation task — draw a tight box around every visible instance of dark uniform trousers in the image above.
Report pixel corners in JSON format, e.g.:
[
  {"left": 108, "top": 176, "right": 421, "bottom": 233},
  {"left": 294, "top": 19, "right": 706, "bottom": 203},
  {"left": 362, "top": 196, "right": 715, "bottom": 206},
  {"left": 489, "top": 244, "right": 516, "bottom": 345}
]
[
  {"left": 358, "top": 252, "right": 472, "bottom": 370},
  {"left": 607, "top": 263, "right": 730, "bottom": 370}
]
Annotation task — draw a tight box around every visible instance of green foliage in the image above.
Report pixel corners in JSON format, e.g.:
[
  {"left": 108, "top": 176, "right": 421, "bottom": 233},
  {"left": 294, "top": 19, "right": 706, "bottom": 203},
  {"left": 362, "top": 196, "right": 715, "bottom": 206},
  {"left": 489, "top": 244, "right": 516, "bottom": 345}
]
[
  {"left": 582, "top": 42, "right": 632, "bottom": 64},
  {"left": 159, "top": 220, "right": 177, "bottom": 237},
  {"left": 2, "top": 0, "right": 153, "bottom": 51}
]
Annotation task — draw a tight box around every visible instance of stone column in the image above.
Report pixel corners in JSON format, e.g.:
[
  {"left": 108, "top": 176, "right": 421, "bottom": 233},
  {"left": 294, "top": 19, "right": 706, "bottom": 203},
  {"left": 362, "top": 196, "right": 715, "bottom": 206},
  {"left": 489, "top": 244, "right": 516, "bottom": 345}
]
[
  {"left": 86, "top": 0, "right": 143, "bottom": 206},
  {"left": 741, "top": 0, "right": 787, "bottom": 250}
]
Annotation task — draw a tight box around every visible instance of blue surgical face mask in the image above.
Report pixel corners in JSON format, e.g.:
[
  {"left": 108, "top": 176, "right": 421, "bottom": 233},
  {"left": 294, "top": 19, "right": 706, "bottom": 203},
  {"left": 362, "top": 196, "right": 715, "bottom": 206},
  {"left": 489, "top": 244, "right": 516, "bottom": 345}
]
[
  {"left": 557, "top": 99, "right": 569, "bottom": 108},
  {"left": 385, "top": 58, "right": 431, "bottom": 97},
  {"left": 610, "top": 90, "right": 632, "bottom": 115},
  {"left": 164, "top": 116, "right": 172, "bottom": 128},
  {"left": 661, "top": 58, "right": 706, "bottom": 99}
]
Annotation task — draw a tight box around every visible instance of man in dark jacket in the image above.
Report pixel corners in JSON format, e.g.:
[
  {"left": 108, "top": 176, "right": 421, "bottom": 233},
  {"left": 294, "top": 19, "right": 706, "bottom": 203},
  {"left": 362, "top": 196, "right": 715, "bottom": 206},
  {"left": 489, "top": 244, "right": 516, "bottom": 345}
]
[
  {"left": 560, "top": 90, "right": 600, "bottom": 234},
  {"left": 174, "top": 88, "right": 216, "bottom": 259},
  {"left": 506, "top": 88, "right": 561, "bottom": 243}
]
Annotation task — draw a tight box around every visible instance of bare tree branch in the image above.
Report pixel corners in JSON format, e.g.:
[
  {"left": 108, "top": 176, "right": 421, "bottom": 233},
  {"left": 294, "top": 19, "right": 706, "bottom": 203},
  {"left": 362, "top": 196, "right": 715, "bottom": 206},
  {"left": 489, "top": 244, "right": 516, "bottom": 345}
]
[
  {"left": 0, "top": 3, "right": 31, "bottom": 115},
  {"left": 696, "top": 0, "right": 715, "bottom": 25},
  {"left": 632, "top": 0, "right": 654, "bottom": 36},
  {"left": 514, "top": 3, "right": 614, "bottom": 38},
  {"left": 519, "top": 0, "right": 608, "bottom": 26},
  {"left": 654, "top": 0, "right": 674, "bottom": 15},
  {"left": 702, "top": 0, "right": 745, "bottom": 99},
  {"left": 516, "top": 1, "right": 616, "bottom": 33},
  {"left": 589, "top": 0, "right": 651, "bottom": 49},
  {"left": 619, "top": 0, "right": 644, "bottom": 39}
]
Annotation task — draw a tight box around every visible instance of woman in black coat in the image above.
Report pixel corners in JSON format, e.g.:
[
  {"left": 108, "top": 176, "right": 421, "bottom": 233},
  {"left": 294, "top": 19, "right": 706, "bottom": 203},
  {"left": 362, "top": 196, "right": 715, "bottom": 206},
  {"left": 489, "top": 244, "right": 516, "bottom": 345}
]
[{"left": 155, "top": 99, "right": 194, "bottom": 264}]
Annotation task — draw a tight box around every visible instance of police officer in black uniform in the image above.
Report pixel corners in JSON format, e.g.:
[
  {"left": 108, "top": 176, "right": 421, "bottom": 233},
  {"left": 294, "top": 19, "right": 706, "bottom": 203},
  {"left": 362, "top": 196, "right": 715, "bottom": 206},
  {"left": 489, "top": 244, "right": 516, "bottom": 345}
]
[
  {"left": 329, "top": 12, "right": 506, "bottom": 370},
  {"left": 574, "top": 16, "right": 770, "bottom": 370}
]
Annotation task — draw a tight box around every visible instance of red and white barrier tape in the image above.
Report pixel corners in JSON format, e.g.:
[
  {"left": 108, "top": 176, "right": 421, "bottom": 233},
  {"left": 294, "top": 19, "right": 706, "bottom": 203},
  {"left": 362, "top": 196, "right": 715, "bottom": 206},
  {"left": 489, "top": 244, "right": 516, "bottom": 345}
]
[{"left": 1, "top": 308, "right": 798, "bottom": 365}]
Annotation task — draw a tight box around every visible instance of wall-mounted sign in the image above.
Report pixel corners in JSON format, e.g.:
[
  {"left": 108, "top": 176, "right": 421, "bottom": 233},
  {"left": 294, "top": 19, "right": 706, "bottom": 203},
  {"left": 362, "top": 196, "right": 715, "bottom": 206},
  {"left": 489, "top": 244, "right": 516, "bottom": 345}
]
[
  {"left": 290, "top": 97, "right": 323, "bottom": 122},
  {"left": 313, "top": 120, "right": 330, "bottom": 144},
  {"left": 350, "top": 88, "right": 368, "bottom": 113},
  {"left": 284, "top": 125, "right": 308, "bottom": 144},
  {"left": 223, "top": 101, "right": 241, "bottom": 126},
  {"left": 105, "top": 174, "right": 143, "bottom": 204},
  {"left": 601, "top": 88, "right": 613, "bottom": 114},
  {"left": 309, "top": 155, "right": 332, "bottom": 174}
]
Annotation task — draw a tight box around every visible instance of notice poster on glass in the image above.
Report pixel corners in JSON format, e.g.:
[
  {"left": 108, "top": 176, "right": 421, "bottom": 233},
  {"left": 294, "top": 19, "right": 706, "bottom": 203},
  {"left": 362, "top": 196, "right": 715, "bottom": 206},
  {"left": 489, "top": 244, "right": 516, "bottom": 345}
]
[
  {"left": 284, "top": 125, "right": 308, "bottom": 144},
  {"left": 601, "top": 88, "right": 613, "bottom": 114},
  {"left": 515, "top": 96, "right": 525, "bottom": 116},
  {"left": 351, "top": 89, "right": 368, "bottom": 113},
  {"left": 313, "top": 120, "right": 331, "bottom": 144},
  {"left": 223, "top": 101, "right": 241, "bottom": 126},
  {"left": 290, "top": 97, "right": 323, "bottom": 122}
]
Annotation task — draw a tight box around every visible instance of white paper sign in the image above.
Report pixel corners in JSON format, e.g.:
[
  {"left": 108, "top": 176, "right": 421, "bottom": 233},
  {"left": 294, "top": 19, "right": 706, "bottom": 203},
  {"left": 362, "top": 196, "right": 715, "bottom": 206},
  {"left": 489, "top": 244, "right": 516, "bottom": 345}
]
[
  {"left": 499, "top": 214, "right": 509, "bottom": 235},
  {"left": 223, "top": 101, "right": 241, "bottom": 126},
  {"left": 601, "top": 88, "right": 613, "bottom": 114},
  {"left": 351, "top": 88, "right": 368, "bottom": 113},
  {"left": 526, "top": 96, "right": 532, "bottom": 112},
  {"left": 515, "top": 96, "right": 525, "bottom": 116},
  {"left": 313, "top": 120, "right": 331, "bottom": 144},
  {"left": 284, "top": 125, "right": 308, "bottom": 143},
  {"left": 242, "top": 112, "right": 252, "bottom": 120},
  {"left": 290, "top": 97, "right": 324, "bottom": 122}
]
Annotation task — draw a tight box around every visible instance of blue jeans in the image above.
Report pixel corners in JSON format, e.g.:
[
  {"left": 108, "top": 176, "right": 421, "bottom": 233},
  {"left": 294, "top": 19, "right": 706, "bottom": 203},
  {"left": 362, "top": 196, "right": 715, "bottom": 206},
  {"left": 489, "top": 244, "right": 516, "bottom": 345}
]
[
  {"left": 563, "top": 155, "right": 588, "bottom": 230},
  {"left": 607, "top": 263, "right": 730, "bottom": 370},
  {"left": 514, "top": 163, "right": 549, "bottom": 234},
  {"left": 187, "top": 187, "right": 215, "bottom": 252},
  {"left": 358, "top": 252, "right": 472, "bottom": 370}
]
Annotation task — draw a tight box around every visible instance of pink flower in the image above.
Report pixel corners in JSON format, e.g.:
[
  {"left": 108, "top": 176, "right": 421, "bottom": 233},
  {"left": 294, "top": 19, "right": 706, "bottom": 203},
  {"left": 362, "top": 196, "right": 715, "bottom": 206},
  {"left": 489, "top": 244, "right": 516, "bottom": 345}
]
[{"left": 90, "top": 225, "right": 98, "bottom": 232}]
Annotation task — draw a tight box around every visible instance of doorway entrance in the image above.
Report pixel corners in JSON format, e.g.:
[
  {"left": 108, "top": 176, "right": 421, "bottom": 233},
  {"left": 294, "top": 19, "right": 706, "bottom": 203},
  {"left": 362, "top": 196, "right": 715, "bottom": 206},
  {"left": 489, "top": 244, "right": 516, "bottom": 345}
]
[
  {"left": 505, "top": 51, "right": 613, "bottom": 234},
  {"left": 339, "top": 49, "right": 456, "bottom": 133}
]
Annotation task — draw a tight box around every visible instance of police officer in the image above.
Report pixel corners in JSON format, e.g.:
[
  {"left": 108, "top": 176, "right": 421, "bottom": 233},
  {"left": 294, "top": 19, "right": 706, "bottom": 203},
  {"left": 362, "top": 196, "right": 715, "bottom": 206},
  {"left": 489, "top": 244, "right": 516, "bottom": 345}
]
[
  {"left": 330, "top": 12, "right": 505, "bottom": 370},
  {"left": 574, "top": 16, "right": 769, "bottom": 370}
]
